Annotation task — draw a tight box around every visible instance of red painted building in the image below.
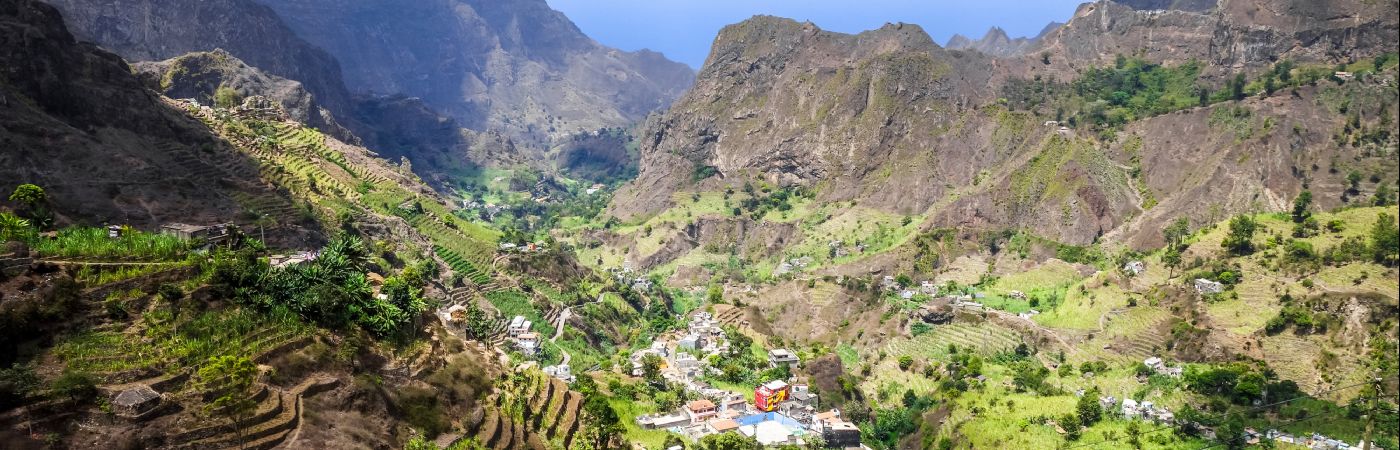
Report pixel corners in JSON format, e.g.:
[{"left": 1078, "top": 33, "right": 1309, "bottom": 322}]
[{"left": 754, "top": 380, "right": 790, "bottom": 412}]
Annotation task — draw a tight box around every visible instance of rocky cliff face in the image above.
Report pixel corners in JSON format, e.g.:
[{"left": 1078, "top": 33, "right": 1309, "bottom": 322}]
[
  {"left": 1034, "top": 0, "right": 1399, "bottom": 76},
  {"left": 945, "top": 23, "right": 1062, "bottom": 57},
  {"left": 43, "top": 0, "right": 355, "bottom": 116},
  {"left": 132, "top": 50, "right": 355, "bottom": 143},
  {"left": 254, "top": 0, "right": 696, "bottom": 146},
  {"left": 0, "top": 0, "right": 312, "bottom": 237}
]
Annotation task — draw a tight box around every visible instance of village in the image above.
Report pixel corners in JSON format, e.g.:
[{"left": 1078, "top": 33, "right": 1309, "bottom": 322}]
[
  {"left": 481, "top": 305, "right": 865, "bottom": 448},
  {"left": 624, "top": 311, "right": 863, "bottom": 448}
]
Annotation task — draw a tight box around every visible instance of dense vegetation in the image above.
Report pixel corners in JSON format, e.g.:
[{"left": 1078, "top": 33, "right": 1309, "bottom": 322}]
[
  {"left": 207, "top": 232, "right": 430, "bottom": 339},
  {"left": 1003, "top": 52, "right": 1400, "bottom": 134}
]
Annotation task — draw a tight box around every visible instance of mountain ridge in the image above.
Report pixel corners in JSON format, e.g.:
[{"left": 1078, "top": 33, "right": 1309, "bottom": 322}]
[{"left": 254, "top": 0, "right": 696, "bottom": 146}]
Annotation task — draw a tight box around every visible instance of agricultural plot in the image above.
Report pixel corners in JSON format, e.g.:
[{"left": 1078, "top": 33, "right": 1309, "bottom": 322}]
[
  {"left": 1079, "top": 306, "right": 1172, "bottom": 365},
  {"left": 883, "top": 322, "right": 1024, "bottom": 361},
  {"left": 436, "top": 245, "right": 492, "bottom": 285}
]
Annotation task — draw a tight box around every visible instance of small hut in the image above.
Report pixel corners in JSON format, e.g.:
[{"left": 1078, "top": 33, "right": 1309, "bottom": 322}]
[{"left": 113, "top": 385, "right": 161, "bottom": 417}]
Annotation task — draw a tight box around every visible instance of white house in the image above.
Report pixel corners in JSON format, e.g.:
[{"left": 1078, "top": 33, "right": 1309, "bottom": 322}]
[
  {"left": 507, "top": 316, "right": 532, "bottom": 336},
  {"left": 1194, "top": 279, "right": 1224, "bottom": 294},
  {"left": 1121, "top": 398, "right": 1139, "bottom": 417},
  {"left": 769, "top": 348, "right": 800, "bottom": 367}
]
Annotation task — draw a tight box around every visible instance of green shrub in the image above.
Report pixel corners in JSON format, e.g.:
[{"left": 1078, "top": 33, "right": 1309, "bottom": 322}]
[
  {"left": 51, "top": 370, "right": 97, "bottom": 402},
  {"left": 214, "top": 86, "right": 242, "bottom": 108}
]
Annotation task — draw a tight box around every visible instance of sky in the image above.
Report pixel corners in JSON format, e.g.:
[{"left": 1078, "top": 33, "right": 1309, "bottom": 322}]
[{"left": 545, "top": 0, "right": 1087, "bottom": 69}]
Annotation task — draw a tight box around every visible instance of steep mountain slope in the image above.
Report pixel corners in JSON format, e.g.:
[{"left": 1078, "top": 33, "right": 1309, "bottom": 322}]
[
  {"left": 43, "top": 0, "right": 354, "bottom": 116},
  {"left": 610, "top": 17, "right": 1004, "bottom": 221},
  {"left": 1033, "top": 0, "right": 1399, "bottom": 77},
  {"left": 604, "top": 4, "right": 1397, "bottom": 279},
  {"left": 0, "top": 0, "right": 315, "bottom": 241},
  {"left": 254, "top": 0, "right": 696, "bottom": 145},
  {"left": 945, "top": 23, "right": 1062, "bottom": 57}
]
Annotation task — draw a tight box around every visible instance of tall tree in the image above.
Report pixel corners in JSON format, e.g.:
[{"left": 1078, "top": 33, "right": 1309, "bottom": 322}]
[
  {"left": 1291, "top": 190, "right": 1313, "bottom": 223},
  {"left": 1162, "top": 246, "right": 1183, "bottom": 278},
  {"left": 1372, "top": 212, "right": 1399, "bottom": 267},
  {"left": 1163, "top": 218, "right": 1191, "bottom": 248},
  {"left": 1222, "top": 215, "right": 1258, "bottom": 256}
]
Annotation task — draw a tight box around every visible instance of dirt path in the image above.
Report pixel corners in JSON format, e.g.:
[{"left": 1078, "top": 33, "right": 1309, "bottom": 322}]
[{"left": 550, "top": 308, "right": 572, "bottom": 342}]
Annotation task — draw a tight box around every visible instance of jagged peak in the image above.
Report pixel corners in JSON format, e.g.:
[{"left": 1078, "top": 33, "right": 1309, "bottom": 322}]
[{"left": 981, "top": 26, "right": 1011, "bottom": 41}]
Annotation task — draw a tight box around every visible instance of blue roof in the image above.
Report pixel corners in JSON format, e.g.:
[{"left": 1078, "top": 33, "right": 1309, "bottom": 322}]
[{"left": 734, "top": 412, "right": 804, "bottom": 429}]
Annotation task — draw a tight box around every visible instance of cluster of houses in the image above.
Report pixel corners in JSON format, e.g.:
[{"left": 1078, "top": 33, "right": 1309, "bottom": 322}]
[
  {"left": 629, "top": 312, "right": 732, "bottom": 379},
  {"left": 1123, "top": 260, "right": 1146, "bottom": 276},
  {"left": 773, "top": 256, "right": 814, "bottom": 276},
  {"left": 608, "top": 266, "right": 654, "bottom": 293},
  {"left": 1252, "top": 428, "right": 1384, "bottom": 450},
  {"left": 630, "top": 312, "right": 863, "bottom": 448},
  {"left": 461, "top": 199, "right": 508, "bottom": 221},
  {"left": 880, "top": 277, "right": 941, "bottom": 300},
  {"left": 638, "top": 382, "right": 861, "bottom": 448},
  {"left": 1044, "top": 120, "right": 1073, "bottom": 136},
  {"left": 1194, "top": 278, "right": 1225, "bottom": 295},
  {"left": 543, "top": 363, "right": 574, "bottom": 383},
  {"left": 1096, "top": 395, "right": 1380, "bottom": 450},
  {"left": 498, "top": 241, "right": 548, "bottom": 253},
  {"left": 1099, "top": 396, "right": 1175, "bottom": 425},
  {"left": 1142, "top": 357, "right": 1184, "bottom": 377}
]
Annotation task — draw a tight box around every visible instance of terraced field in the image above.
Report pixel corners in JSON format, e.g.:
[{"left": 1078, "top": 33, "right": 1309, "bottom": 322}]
[
  {"left": 1079, "top": 306, "right": 1172, "bottom": 365},
  {"left": 436, "top": 245, "right": 492, "bottom": 285},
  {"left": 472, "top": 371, "right": 580, "bottom": 450},
  {"left": 883, "top": 322, "right": 1025, "bottom": 360}
]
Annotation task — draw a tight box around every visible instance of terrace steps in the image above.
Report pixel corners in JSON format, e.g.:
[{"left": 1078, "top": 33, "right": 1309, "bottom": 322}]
[{"left": 476, "top": 408, "right": 502, "bottom": 447}]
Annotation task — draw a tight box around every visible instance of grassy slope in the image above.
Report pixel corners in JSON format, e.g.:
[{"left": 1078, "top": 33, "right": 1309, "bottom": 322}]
[{"left": 856, "top": 206, "right": 1397, "bottom": 448}]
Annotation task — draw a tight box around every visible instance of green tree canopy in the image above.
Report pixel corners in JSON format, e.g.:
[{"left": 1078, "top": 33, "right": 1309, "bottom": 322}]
[
  {"left": 1222, "top": 215, "right": 1257, "bottom": 256},
  {"left": 1291, "top": 190, "right": 1312, "bottom": 223}
]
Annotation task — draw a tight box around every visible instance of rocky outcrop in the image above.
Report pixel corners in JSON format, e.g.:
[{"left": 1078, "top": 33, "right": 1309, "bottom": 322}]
[
  {"left": 254, "top": 0, "right": 695, "bottom": 146},
  {"left": 1034, "top": 0, "right": 1399, "bottom": 77},
  {"left": 43, "top": 0, "right": 355, "bottom": 116},
  {"left": 132, "top": 50, "right": 356, "bottom": 143},
  {"left": 0, "top": 0, "right": 306, "bottom": 230}
]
